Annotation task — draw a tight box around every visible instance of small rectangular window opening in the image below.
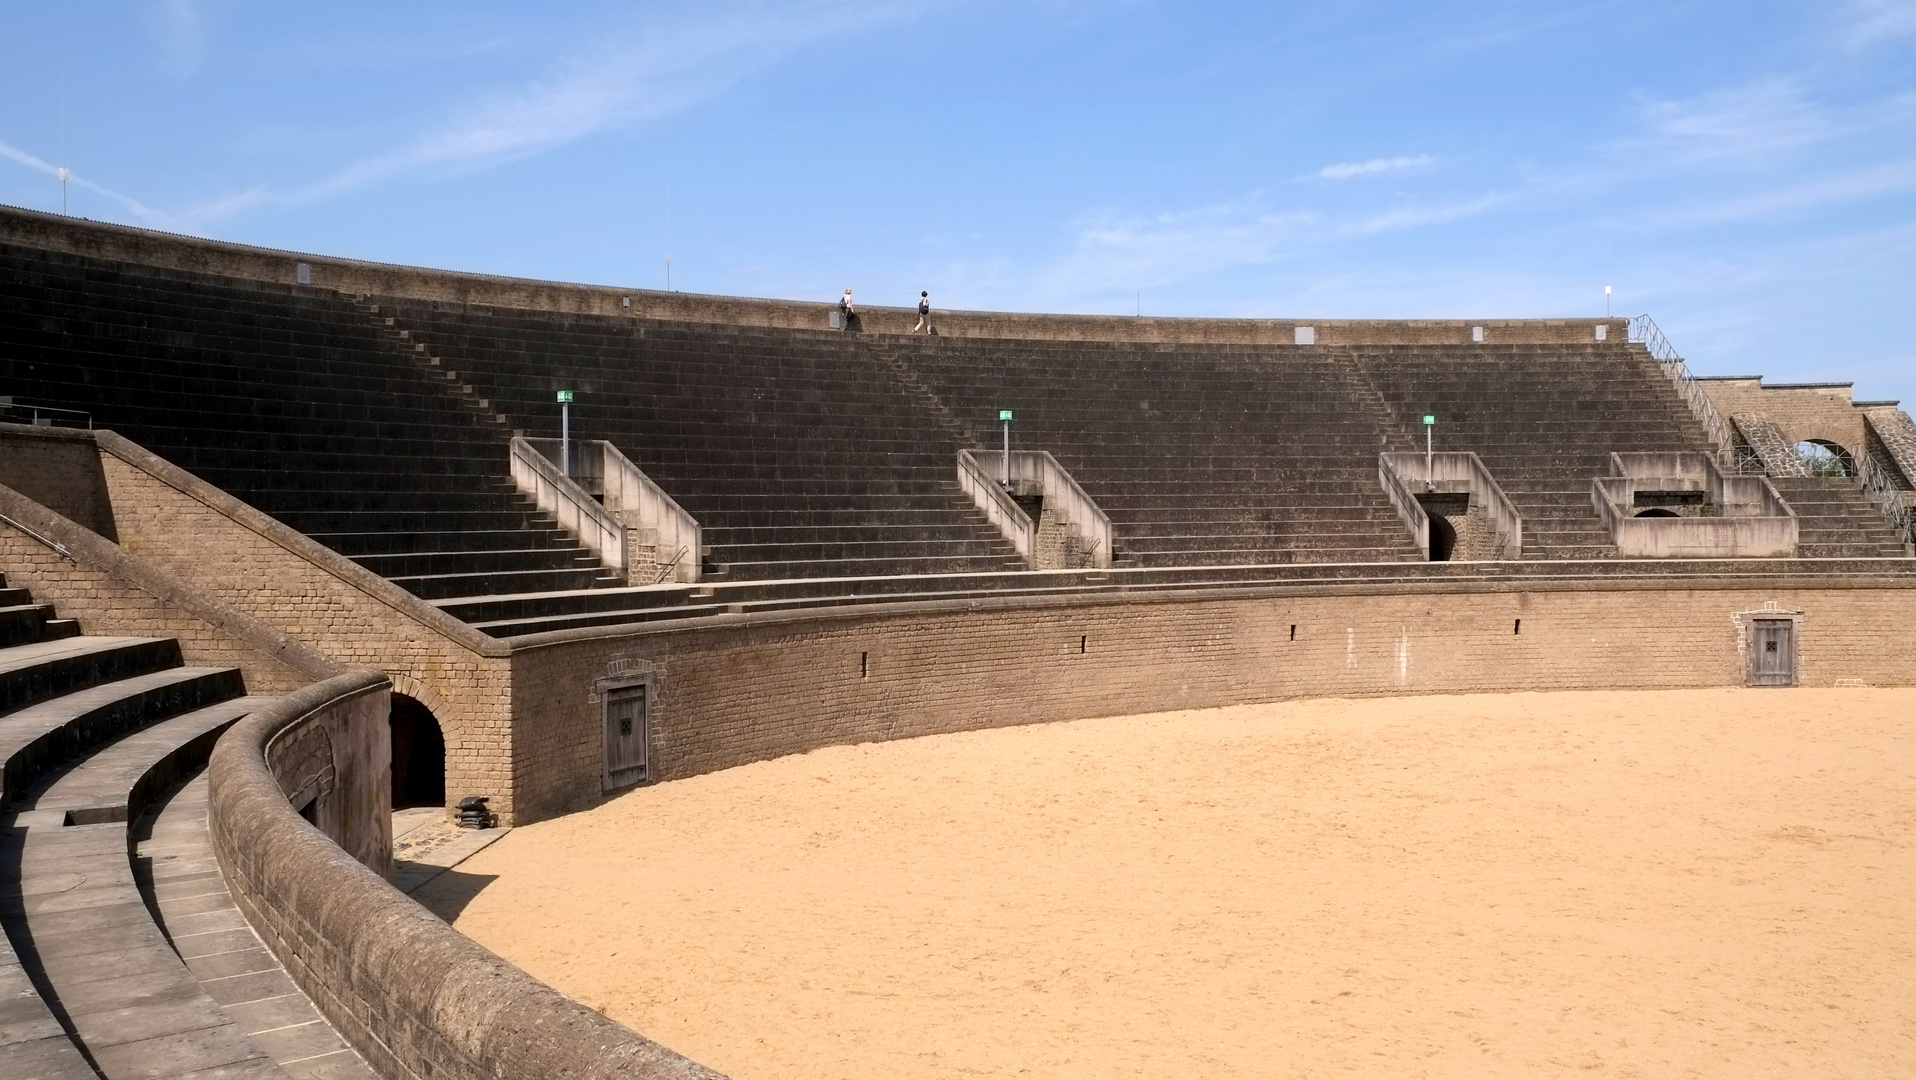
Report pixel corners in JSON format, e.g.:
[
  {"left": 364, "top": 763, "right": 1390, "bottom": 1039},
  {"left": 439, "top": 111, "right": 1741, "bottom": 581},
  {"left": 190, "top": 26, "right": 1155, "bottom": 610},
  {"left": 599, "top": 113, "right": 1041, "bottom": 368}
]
[
  {"left": 1513, "top": 618, "right": 1521, "bottom": 635},
  {"left": 1289, "top": 624, "right": 1297, "bottom": 641},
  {"left": 1079, "top": 635, "right": 1087, "bottom": 654},
  {"left": 1595, "top": 324, "right": 1608, "bottom": 341},
  {"left": 1293, "top": 325, "right": 1315, "bottom": 346},
  {"left": 295, "top": 262, "right": 312, "bottom": 286},
  {"left": 860, "top": 651, "right": 868, "bottom": 679},
  {"left": 1471, "top": 325, "right": 1485, "bottom": 343}
]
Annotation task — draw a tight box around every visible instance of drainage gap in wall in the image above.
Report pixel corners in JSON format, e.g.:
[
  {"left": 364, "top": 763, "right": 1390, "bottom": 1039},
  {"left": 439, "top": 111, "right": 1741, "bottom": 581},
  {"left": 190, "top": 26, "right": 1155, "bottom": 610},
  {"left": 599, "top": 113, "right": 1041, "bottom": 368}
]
[
  {"left": 860, "top": 651, "right": 869, "bottom": 679},
  {"left": 1080, "top": 635, "right": 1087, "bottom": 654},
  {"left": 1289, "top": 624, "right": 1297, "bottom": 641},
  {"left": 1514, "top": 619, "right": 1521, "bottom": 635}
]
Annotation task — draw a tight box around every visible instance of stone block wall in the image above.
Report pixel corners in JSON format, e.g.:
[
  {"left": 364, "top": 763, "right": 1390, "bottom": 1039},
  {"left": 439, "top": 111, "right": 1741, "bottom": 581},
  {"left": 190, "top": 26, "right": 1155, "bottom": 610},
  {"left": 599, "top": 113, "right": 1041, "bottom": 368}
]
[
  {"left": 1702, "top": 378, "right": 1872, "bottom": 459},
  {"left": 209, "top": 673, "right": 726, "bottom": 1080},
  {"left": 0, "top": 425, "right": 116, "bottom": 537},
  {"left": 1, "top": 205, "right": 1622, "bottom": 347},
  {"left": 89, "top": 441, "right": 525, "bottom": 818},
  {"left": 504, "top": 576, "right": 1916, "bottom": 806},
  {"left": 0, "top": 481, "right": 327, "bottom": 693}
]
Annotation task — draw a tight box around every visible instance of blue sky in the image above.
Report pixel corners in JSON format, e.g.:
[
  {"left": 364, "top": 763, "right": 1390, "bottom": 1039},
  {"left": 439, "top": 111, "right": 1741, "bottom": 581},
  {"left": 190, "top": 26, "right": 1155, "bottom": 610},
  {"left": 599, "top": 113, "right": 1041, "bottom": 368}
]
[{"left": 3, "top": 2, "right": 1913, "bottom": 403}]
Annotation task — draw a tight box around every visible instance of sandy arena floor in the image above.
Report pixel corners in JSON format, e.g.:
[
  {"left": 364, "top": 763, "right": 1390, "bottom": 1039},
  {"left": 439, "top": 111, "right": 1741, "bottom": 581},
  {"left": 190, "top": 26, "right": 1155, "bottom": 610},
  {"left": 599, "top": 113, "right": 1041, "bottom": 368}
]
[{"left": 417, "top": 688, "right": 1916, "bottom": 1079}]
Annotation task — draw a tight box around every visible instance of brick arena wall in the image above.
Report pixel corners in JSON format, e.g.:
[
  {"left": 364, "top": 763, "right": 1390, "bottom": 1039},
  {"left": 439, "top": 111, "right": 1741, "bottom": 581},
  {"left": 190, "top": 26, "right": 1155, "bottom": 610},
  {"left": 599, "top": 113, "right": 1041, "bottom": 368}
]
[
  {"left": 209, "top": 672, "right": 726, "bottom": 1080},
  {"left": 1696, "top": 378, "right": 1874, "bottom": 458},
  {"left": 501, "top": 575, "right": 1916, "bottom": 813},
  {"left": 0, "top": 205, "right": 1621, "bottom": 346},
  {"left": 0, "top": 477, "right": 331, "bottom": 694}
]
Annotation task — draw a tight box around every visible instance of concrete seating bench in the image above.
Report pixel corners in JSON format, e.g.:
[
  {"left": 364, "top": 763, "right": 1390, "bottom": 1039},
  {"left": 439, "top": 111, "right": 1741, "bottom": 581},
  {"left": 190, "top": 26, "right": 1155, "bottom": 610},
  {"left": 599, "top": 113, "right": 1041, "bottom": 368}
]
[{"left": 0, "top": 573, "right": 367, "bottom": 1078}]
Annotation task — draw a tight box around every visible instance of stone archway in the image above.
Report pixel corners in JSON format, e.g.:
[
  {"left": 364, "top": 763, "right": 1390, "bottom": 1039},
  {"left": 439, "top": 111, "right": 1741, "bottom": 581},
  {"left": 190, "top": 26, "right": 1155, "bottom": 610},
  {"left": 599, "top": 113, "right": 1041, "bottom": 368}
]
[
  {"left": 1796, "top": 439, "right": 1855, "bottom": 477},
  {"left": 389, "top": 694, "right": 446, "bottom": 809},
  {"left": 1428, "top": 514, "right": 1457, "bottom": 562}
]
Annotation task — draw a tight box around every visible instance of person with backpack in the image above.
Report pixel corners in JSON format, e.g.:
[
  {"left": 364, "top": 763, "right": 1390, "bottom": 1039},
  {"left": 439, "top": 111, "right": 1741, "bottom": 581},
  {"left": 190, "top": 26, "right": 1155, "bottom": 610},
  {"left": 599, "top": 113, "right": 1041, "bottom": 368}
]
[
  {"left": 913, "top": 291, "right": 932, "bottom": 335},
  {"left": 838, "top": 288, "right": 856, "bottom": 331}
]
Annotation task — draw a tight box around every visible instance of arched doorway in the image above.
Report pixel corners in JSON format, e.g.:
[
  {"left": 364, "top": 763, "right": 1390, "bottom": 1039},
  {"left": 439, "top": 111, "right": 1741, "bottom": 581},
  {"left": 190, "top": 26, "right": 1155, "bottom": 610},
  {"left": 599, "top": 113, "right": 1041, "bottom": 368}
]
[
  {"left": 1428, "top": 514, "right": 1457, "bottom": 562},
  {"left": 389, "top": 694, "right": 445, "bottom": 809},
  {"left": 1795, "top": 440, "right": 1854, "bottom": 477},
  {"left": 1635, "top": 508, "right": 1679, "bottom": 518}
]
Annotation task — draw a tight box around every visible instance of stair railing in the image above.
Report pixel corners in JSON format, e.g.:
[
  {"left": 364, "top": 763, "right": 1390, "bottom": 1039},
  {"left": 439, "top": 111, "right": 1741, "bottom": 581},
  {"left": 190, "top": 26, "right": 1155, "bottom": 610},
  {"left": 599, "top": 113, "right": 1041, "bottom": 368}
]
[
  {"left": 1629, "top": 315, "right": 1738, "bottom": 465},
  {"left": 1855, "top": 450, "right": 1915, "bottom": 546},
  {"left": 0, "top": 511, "right": 76, "bottom": 562}
]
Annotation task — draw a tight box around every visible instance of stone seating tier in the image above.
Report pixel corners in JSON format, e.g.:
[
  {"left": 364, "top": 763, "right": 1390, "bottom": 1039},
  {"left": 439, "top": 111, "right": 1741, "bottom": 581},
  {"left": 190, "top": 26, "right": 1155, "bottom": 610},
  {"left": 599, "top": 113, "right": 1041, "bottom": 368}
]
[
  {"left": 378, "top": 298, "right": 1031, "bottom": 579},
  {"left": 0, "top": 243, "right": 618, "bottom": 602},
  {"left": 0, "top": 572, "right": 370, "bottom": 1077}
]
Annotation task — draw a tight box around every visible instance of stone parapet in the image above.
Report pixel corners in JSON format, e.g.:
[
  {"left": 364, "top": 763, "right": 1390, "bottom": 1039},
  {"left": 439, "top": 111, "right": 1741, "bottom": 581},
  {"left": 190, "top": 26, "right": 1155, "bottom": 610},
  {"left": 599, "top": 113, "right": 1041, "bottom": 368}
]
[
  {"left": 0, "top": 205, "right": 1623, "bottom": 346},
  {"left": 209, "top": 672, "right": 727, "bottom": 1080}
]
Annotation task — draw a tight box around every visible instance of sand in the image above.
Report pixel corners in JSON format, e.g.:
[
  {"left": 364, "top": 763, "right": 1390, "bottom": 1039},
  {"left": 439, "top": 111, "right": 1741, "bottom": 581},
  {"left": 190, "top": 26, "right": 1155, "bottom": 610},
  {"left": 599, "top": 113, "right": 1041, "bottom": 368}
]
[{"left": 418, "top": 688, "right": 1916, "bottom": 1079}]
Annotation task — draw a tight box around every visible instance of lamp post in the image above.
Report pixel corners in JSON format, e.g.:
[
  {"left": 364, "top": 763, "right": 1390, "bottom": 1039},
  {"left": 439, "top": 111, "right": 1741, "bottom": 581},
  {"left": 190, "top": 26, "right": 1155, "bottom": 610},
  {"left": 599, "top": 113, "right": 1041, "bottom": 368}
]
[
  {"left": 999, "top": 409, "right": 1013, "bottom": 486},
  {"left": 1605, "top": 285, "right": 1612, "bottom": 318},
  {"left": 557, "top": 390, "right": 574, "bottom": 476},
  {"left": 1423, "top": 414, "right": 1435, "bottom": 490}
]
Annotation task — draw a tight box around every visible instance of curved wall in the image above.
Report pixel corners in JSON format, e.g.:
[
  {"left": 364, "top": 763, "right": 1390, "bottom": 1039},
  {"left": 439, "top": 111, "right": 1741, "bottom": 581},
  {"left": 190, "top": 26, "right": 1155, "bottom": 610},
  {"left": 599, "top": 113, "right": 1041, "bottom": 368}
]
[
  {"left": 209, "top": 673, "right": 726, "bottom": 1080},
  {"left": 503, "top": 570, "right": 1916, "bottom": 816},
  {"left": 1, "top": 204, "right": 1619, "bottom": 345}
]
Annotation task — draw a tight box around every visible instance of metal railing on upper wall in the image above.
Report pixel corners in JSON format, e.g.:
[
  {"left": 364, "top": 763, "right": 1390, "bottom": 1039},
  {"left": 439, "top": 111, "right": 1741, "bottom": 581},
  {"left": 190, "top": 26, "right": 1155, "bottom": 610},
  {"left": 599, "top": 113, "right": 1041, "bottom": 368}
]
[
  {"left": 1633, "top": 314, "right": 1914, "bottom": 548},
  {"left": 0, "top": 398, "right": 92, "bottom": 429},
  {"left": 1628, "top": 315, "right": 1738, "bottom": 463},
  {"left": 1856, "top": 451, "right": 1915, "bottom": 546}
]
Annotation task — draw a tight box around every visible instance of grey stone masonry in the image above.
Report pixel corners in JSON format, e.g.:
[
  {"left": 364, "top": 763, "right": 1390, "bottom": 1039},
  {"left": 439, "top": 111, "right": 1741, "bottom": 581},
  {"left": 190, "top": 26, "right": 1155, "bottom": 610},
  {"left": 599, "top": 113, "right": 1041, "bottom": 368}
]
[
  {"left": 1864, "top": 407, "right": 1916, "bottom": 489},
  {"left": 1732, "top": 415, "right": 1810, "bottom": 477},
  {"left": 137, "top": 772, "right": 377, "bottom": 1080}
]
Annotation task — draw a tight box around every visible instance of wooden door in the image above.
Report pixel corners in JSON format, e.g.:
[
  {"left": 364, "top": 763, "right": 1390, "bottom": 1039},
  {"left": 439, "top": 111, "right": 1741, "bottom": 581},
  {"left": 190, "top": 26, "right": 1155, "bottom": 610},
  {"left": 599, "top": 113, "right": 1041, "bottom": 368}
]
[
  {"left": 604, "top": 683, "right": 650, "bottom": 789},
  {"left": 1749, "top": 619, "right": 1795, "bottom": 687}
]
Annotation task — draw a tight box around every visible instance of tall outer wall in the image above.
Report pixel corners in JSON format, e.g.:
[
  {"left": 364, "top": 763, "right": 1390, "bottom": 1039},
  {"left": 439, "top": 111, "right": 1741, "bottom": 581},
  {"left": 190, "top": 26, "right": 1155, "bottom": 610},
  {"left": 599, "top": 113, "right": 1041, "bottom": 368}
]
[
  {"left": 209, "top": 672, "right": 728, "bottom": 1080},
  {"left": 0, "top": 204, "right": 1619, "bottom": 345},
  {"left": 507, "top": 577, "right": 1916, "bottom": 810}
]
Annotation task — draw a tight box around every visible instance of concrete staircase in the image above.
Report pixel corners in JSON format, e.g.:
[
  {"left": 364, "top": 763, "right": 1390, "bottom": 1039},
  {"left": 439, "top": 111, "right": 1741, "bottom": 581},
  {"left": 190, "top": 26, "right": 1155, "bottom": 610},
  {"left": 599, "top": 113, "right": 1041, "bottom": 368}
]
[
  {"left": 1765, "top": 477, "right": 1913, "bottom": 558},
  {"left": 370, "top": 299, "right": 1027, "bottom": 581},
  {"left": 889, "top": 334, "right": 1423, "bottom": 566},
  {"left": 1346, "top": 341, "right": 1717, "bottom": 559},
  {"left": 0, "top": 575, "right": 368, "bottom": 1078},
  {"left": 0, "top": 241, "right": 621, "bottom": 603}
]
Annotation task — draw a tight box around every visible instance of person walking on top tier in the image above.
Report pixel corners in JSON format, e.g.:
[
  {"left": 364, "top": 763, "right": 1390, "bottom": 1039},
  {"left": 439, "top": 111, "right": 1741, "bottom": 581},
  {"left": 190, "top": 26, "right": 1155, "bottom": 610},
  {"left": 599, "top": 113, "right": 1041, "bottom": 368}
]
[
  {"left": 838, "top": 288, "right": 855, "bottom": 331},
  {"left": 913, "top": 291, "right": 931, "bottom": 335}
]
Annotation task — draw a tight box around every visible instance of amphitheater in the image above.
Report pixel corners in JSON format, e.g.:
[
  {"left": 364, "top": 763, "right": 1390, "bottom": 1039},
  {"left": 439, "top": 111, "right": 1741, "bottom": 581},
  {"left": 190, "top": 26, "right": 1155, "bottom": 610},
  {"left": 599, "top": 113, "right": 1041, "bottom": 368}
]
[{"left": 0, "top": 202, "right": 1911, "bottom": 1079}]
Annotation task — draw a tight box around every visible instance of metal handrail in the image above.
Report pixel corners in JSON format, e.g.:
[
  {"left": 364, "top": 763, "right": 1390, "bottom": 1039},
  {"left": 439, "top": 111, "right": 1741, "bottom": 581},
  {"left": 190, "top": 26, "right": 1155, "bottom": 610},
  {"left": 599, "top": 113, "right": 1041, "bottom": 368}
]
[
  {"left": 1856, "top": 451, "right": 1915, "bottom": 545},
  {"left": 0, "top": 399, "right": 93, "bottom": 429},
  {"left": 0, "top": 511, "right": 76, "bottom": 562},
  {"left": 1629, "top": 314, "right": 1737, "bottom": 461}
]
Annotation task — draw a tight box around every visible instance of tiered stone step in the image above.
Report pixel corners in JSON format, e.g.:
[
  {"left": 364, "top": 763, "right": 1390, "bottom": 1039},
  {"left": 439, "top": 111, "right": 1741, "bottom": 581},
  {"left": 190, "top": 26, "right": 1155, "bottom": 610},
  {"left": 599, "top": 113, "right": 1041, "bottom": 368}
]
[
  {"left": 372, "top": 300, "right": 1031, "bottom": 580},
  {"left": 887, "top": 334, "right": 1423, "bottom": 566},
  {"left": 1766, "top": 477, "right": 1912, "bottom": 558},
  {"left": 0, "top": 573, "right": 368, "bottom": 1078},
  {"left": 0, "top": 241, "right": 619, "bottom": 602},
  {"left": 1346, "top": 342, "right": 1716, "bottom": 560}
]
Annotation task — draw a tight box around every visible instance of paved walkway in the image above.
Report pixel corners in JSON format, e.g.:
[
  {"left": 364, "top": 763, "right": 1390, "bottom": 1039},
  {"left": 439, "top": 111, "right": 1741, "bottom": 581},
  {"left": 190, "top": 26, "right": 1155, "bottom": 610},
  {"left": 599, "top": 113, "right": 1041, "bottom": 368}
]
[{"left": 134, "top": 773, "right": 377, "bottom": 1080}]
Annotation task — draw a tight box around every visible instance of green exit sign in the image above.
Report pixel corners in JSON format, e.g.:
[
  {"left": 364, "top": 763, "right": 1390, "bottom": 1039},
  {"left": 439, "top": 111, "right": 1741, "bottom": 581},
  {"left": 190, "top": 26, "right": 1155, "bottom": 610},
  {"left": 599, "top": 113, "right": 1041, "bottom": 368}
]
[
  {"left": 1423, "top": 414, "right": 1435, "bottom": 425},
  {"left": 999, "top": 409, "right": 1014, "bottom": 421},
  {"left": 556, "top": 390, "right": 574, "bottom": 403}
]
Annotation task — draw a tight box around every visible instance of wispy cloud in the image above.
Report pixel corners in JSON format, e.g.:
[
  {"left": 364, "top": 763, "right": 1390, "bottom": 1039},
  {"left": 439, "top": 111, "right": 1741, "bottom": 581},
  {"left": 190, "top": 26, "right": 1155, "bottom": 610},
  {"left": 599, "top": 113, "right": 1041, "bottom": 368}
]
[
  {"left": 1623, "top": 80, "right": 1831, "bottom": 165},
  {"left": 1677, "top": 160, "right": 1916, "bottom": 223},
  {"left": 292, "top": 0, "right": 919, "bottom": 204},
  {"left": 143, "top": 0, "right": 211, "bottom": 78},
  {"left": 1031, "top": 184, "right": 1507, "bottom": 306},
  {"left": 1844, "top": 0, "right": 1916, "bottom": 44},
  {"left": 0, "top": 139, "right": 165, "bottom": 220},
  {"left": 1314, "top": 155, "right": 1434, "bottom": 181},
  {"left": 0, "top": 1, "right": 928, "bottom": 230}
]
